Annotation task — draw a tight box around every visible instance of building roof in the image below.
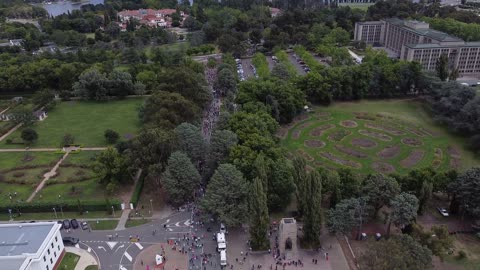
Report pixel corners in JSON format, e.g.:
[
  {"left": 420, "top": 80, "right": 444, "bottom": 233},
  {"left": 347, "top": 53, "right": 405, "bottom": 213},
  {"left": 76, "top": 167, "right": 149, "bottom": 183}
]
[
  {"left": 0, "top": 222, "right": 58, "bottom": 256},
  {"left": 385, "top": 18, "right": 462, "bottom": 42},
  {"left": 357, "top": 21, "right": 385, "bottom": 25}
]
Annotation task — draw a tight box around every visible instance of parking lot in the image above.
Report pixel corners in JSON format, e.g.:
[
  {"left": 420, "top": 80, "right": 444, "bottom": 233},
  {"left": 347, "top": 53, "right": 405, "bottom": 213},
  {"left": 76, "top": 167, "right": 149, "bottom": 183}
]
[
  {"left": 237, "top": 58, "right": 258, "bottom": 80},
  {"left": 288, "top": 52, "right": 307, "bottom": 75}
]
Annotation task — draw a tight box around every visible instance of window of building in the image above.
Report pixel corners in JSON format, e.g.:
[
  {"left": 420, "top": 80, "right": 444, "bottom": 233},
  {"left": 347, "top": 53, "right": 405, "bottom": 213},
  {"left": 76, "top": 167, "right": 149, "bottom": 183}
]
[
  {"left": 47, "top": 266, "right": 49, "bottom": 270},
  {"left": 58, "top": 245, "right": 60, "bottom": 251},
  {"left": 43, "top": 256, "right": 46, "bottom": 262},
  {"left": 48, "top": 249, "right": 50, "bottom": 255},
  {"left": 51, "top": 243, "right": 54, "bottom": 248},
  {"left": 50, "top": 258, "right": 53, "bottom": 264},
  {"left": 54, "top": 251, "right": 57, "bottom": 258},
  {"left": 55, "top": 236, "right": 58, "bottom": 242}
]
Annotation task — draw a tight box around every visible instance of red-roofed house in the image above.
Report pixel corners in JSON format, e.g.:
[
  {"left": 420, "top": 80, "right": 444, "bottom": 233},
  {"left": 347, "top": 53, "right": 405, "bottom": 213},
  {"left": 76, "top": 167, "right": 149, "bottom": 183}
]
[
  {"left": 270, "top": 7, "right": 281, "bottom": 17},
  {"left": 117, "top": 9, "right": 186, "bottom": 28}
]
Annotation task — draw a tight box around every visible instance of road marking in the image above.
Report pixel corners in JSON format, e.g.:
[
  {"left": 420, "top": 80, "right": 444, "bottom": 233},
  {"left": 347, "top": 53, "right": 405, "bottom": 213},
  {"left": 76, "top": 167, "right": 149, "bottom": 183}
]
[
  {"left": 124, "top": 251, "right": 133, "bottom": 262},
  {"left": 168, "top": 228, "right": 173, "bottom": 231},
  {"left": 120, "top": 265, "right": 127, "bottom": 270},
  {"left": 135, "top": 242, "right": 144, "bottom": 250},
  {"left": 98, "top": 246, "right": 106, "bottom": 252},
  {"left": 87, "top": 247, "right": 91, "bottom": 253},
  {"left": 175, "top": 222, "right": 180, "bottom": 227},
  {"left": 106, "top": 241, "right": 117, "bottom": 250},
  {"left": 75, "top": 244, "right": 79, "bottom": 248},
  {"left": 184, "top": 219, "right": 191, "bottom": 226},
  {"left": 115, "top": 244, "right": 125, "bottom": 253}
]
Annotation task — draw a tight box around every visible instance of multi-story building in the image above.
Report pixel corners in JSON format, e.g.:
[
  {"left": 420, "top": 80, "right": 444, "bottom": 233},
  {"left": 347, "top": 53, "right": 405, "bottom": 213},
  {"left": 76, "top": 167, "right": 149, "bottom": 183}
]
[
  {"left": 0, "top": 222, "right": 64, "bottom": 270},
  {"left": 117, "top": 9, "right": 186, "bottom": 29},
  {"left": 354, "top": 18, "right": 480, "bottom": 75}
]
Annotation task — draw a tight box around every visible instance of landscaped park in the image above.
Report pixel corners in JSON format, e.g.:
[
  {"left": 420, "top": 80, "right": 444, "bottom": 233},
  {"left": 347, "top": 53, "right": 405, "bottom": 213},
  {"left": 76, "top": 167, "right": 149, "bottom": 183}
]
[
  {"left": 280, "top": 99, "right": 480, "bottom": 175},
  {"left": 0, "top": 98, "right": 145, "bottom": 220}
]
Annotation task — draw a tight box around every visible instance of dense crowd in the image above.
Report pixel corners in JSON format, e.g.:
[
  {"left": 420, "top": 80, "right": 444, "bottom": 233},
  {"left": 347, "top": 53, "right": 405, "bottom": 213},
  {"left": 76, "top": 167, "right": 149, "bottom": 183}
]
[{"left": 202, "top": 67, "right": 221, "bottom": 140}]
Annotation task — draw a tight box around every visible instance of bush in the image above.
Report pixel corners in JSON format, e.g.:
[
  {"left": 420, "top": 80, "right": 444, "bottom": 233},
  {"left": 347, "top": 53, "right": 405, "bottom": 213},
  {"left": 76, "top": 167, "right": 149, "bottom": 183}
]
[
  {"left": 13, "top": 172, "right": 25, "bottom": 178},
  {"left": 62, "top": 133, "right": 75, "bottom": 146},
  {"left": 252, "top": 52, "right": 270, "bottom": 78},
  {"left": 104, "top": 129, "right": 120, "bottom": 144},
  {"left": 130, "top": 172, "right": 145, "bottom": 208},
  {"left": 457, "top": 250, "right": 467, "bottom": 260},
  {"left": 0, "top": 199, "right": 121, "bottom": 213}
]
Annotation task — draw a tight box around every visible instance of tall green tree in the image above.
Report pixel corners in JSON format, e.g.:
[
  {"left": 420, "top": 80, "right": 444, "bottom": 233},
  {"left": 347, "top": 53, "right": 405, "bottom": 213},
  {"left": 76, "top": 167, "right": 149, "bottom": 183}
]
[
  {"left": 249, "top": 177, "right": 270, "bottom": 250},
  {"left": 174, "top": 122, "right": 206, "bottom": 167},
  {"left": 359, "top": 235, "right": 432, "bottom": 270},
  {"left": 327, "top": 197, "right": 371, "bottom": 238},
  {"left": 449, "top": 167, "right": 480, "bottom": 218},
  {"left": 72, "top": 69, "right": 108, "bottom": 100},
  {"left": 292, "top": 156, "right": 308, "bottom": 217},
  {"left": 436, "top": 53, "right": 449, "bottom": 81},
  {"left": 412, "top": 224, "right": 453, "bottom": 261},
  {"left": 93, "top": 148, "right": 130, "bottom": 193},
  {"left": 302, "top": 170, "right": 322, "bottom": 247},
  {"left": 162, "top": 151, "right": 201, "bottom": 207},
  {"left": 201, "top": 164, "right": 249, "bottom": 226},
  {"left": 362, "top": 174, "right": 400, "bottom": 215},
  {"left": 387, "top": 193, "right": 419, "bottom": 236},
  {"left": 204, "top": 129, "right": 238, "bottom": 180},
  {"left": 21, "top": 128, "right": 38, "bottom": 145}
]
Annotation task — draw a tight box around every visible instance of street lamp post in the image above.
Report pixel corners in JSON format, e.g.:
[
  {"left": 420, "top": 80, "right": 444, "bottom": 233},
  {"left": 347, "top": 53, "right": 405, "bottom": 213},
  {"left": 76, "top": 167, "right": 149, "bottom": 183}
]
[
  {"left": 59, "top": 195, "right": 64, "bottom": 218},
  {"left": 53, "top": 207, "right": 57, "bottom": 219},
  {"left": 112, "top": 206, "right": 115, "bottom": 217},
  {"left": 150, "top": 199, "right": 153, "bottom": 214},
  {"left": 8, "top": 209, "right": 12, "bottom": 221}
]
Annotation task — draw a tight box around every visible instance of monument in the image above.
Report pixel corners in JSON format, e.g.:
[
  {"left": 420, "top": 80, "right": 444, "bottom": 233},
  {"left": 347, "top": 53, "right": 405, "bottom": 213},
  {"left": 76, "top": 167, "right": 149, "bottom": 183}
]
[{"left": 279, "top": 218, "right": 298, "bottom": 259}]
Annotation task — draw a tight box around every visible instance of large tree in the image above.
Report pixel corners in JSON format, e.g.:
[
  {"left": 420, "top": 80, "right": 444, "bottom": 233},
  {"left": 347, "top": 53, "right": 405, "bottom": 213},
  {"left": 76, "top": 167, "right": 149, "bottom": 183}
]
[
  {"left": 387, "top": 193, "right": 419, "bottom": 236},
  {"left": 205, "top": 129, "right": 238, "bottom": 180},
  {"left": 249, "top": 177, "right": 270, "bottom": 250},
  {"left": 141, "top": 91, "right": 200, "bottom": 129},
  {"left": 174, "top": 123, "right": 206, "bottom": 167},
  {"left": 412, "top": 224, "right": 453, "bottom": 261},
  {"left": 449, "top": 167, "right": 480, "bottom": 218},
  {"left": 359, "top": 235, "right": 432, "bottom": 270},
  {"left": 362, "top": 174, "right": 400, "bottom": 215},
  {"left": 292, "top": 156, "right": 308, "bottom": 217},
  {"left": 327, "top": 197, "right": 371, "bottom": 238},
  {"left": 302, "top": 170, "right": 322, "bottom": 247},
  {"left": 162, "top": 151, "right": 201, "bottom": 207},
  {"left": 436, "top": 53, "right": 449, "bottom": 81},
  {"left": 21, "top": 128, "right": 38, "bottom": 145},
  {"left": 72, "top": 69, "right": 108, "bottom": 100},
  {"left": 93, "top": 147, "right": 130, "bottom": 193},
  {"left": 201, "top": 164, "right": 249, "bottom": 226}
]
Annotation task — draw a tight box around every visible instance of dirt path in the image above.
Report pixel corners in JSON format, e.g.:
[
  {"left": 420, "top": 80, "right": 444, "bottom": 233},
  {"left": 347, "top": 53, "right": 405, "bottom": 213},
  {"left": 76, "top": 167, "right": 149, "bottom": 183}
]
[
  {"left": 26, "top": 151, "right": 69, "bottom": 202},
  {"left": 0, "top": 123, "right": 22, "bottom": 142}
]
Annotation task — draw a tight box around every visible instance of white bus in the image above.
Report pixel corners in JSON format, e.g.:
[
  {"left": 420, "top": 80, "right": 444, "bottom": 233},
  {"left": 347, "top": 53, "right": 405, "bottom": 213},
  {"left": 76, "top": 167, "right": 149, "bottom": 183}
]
[{"left": 220, "top": 250, "right": 227, "bottom": 266}]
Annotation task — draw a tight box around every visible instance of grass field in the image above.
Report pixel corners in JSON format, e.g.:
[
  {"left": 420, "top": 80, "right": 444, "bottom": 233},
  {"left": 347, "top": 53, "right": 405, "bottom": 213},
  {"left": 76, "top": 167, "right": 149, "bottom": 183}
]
[
  {"left": 2, "top": 98, "right": 145, "bottom": 148},
  {"left": 90, "top": 219, "right": 118, "bottom": 230},
  {"left": 280, "top": 99, "right": 480, "bottom": 175},
  {"left": 125, "top": 218, "right": 150, "bottom": 228},
  {"left": 58, "top": 252, "right": 80, "bottom": 269},
  {"left": 0, "top": 151, "right": 62, "bottom": 170},
  {"left": 34, "top": 178, "right": 104, "bottom": 202}
]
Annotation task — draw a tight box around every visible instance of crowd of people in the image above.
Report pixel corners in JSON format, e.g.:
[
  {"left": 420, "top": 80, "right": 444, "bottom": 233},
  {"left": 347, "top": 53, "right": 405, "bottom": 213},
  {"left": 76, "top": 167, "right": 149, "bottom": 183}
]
[{"left": 202, "top": 67, "right": 221, "bottom": 140}]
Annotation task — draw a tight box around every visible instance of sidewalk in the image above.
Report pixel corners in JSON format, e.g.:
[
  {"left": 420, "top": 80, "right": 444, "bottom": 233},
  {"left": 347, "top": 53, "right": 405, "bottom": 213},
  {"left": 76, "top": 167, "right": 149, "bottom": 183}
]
[{"left": 65, "top": 246, "right": 98, "bottom": 270}]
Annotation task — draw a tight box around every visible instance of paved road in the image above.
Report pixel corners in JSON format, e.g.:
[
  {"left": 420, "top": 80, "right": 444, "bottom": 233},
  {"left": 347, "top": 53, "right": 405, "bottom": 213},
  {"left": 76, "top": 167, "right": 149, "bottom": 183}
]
[
  {"left": 64, "top": 210, "right": 223, "bottom": 270},
  {"left": 287, "top": 52, "right": 306, "bottom": 75},
  {"left": 241, "top": 58, "right": 256, "bottom": 79},
  {"left": 266, "top": 56, "right": 276, "bottom": 71}
]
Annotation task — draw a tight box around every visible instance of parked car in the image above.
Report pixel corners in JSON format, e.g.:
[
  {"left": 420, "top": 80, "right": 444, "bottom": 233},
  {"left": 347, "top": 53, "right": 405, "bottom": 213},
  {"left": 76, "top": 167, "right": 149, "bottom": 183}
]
[
  {"left": 437, "top": 207, "right": 449, "bottom": 217},
  {"left": 62, "top": 219, "right": 71, "bottom": 230},
  {"left": 63, "top": 237, "right": 79, "bottom": 246},
  {"left": 81, "top": 222, "right": 89, "bottom": 230},
  {"left": 220, "top": 223, "right": 226, "bottom": 233},
  {"left": 70, "top": 219, "right": 79, "bottom": 229}
]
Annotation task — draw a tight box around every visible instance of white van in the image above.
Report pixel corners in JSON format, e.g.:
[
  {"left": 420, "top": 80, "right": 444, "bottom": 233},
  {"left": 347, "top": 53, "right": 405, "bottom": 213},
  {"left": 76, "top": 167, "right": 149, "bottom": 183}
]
[{"left": 220, "top": 250, "right": 227, "bottom": 266}]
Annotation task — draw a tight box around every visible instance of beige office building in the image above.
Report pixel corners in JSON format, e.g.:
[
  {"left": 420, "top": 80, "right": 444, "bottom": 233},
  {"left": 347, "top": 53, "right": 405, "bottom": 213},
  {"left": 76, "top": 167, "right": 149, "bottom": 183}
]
[{"left": 354, "top": 18, "right": 480, "bottom": 74}]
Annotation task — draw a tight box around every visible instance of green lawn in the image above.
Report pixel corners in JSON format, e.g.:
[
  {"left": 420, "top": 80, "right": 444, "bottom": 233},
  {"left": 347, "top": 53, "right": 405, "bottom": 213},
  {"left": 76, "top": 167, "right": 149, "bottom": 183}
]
[
  {"left": 125, "top": 218, "right": 151, "bottom": 228},
  {"left": 89, "top": 219, "right": 118, "bottom": 230},
  {"left": 85, "top": 266, "right": 99, "bottom": 270},
  {"left": 444, "top": 234, "right": 480, "bottom": 270},
  {"left": 3, "top": 167, "right": 46, "bottom": 184},
  {"left": 2, "top": 98, "right": 145, "bottom": 148},
  {"left": 281, "top": 99, "right": 480, "bottom": 174},
  {"left": 62, "top": 151, "right": 99, "bottom": 166},
  {"left": 0, "top": 182, "right": 34, "bottom": 204},
  {"left": 0, "top": 211, "right": 113, "bottom": 221},
  {"left": 34, "top": 178, "right": 105, "bottom": 202},
  {"left": 0, "top": 151, "right": 62, "bottom": 170},
  {"left": 58, "top": 252, "right": 80, "bottom": 270}
]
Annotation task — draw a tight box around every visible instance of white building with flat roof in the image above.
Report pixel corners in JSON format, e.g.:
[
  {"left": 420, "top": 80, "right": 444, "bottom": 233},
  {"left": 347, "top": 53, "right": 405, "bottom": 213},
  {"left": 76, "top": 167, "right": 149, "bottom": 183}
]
[{"left": 0, "top": 222, "right": 64, "bottom": 270}]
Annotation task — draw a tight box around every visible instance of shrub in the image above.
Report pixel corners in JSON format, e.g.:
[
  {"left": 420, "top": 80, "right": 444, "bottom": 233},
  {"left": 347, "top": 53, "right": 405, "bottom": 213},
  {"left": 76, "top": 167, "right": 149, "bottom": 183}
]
[
  {"left": 62, "top": 133, "right": 75, "bottom": 146},
  {"left": 104, "top": 129, "right": 120, "bottom": 144},
  {"left": 13, "top": 172, "right": 25, "bottom": 178},
  {"left": 6, "top": 139, "right": 12, "bottom": 144},
  {"left": 252, "top": 52, "right": 270, "bottom": 78},
  {"left": 457, "top": 250, "right": 467, "bottom": 260}
]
